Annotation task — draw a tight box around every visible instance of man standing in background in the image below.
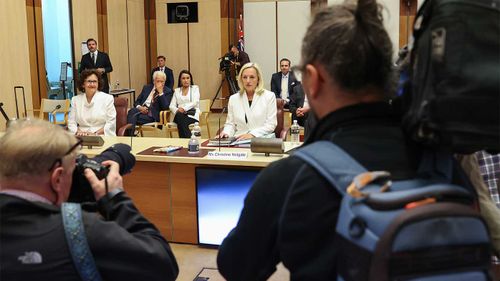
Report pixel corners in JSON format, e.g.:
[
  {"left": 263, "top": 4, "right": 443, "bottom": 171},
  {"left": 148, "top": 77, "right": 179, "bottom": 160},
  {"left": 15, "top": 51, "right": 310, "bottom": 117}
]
[
  {"left": 271, "top": 58, "right": 298, "bottom": 108},
  {"left": 151, "top": 55, "right": 174, "bottom": 90},
  {"left": 80, "top": 38, "right": 113, "bottom": 94}
]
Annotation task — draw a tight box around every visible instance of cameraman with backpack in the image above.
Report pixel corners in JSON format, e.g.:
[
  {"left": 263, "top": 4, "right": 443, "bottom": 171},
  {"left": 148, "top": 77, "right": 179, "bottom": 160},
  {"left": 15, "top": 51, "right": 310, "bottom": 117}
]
[{"left": 217, "top": 0, "right": 419, "bottom": 279}]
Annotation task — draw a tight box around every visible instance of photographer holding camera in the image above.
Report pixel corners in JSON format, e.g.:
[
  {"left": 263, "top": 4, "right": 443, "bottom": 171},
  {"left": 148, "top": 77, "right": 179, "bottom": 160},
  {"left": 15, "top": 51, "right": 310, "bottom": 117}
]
[{"left": 0, "top": 119, "right": 178, "bottom": 281}]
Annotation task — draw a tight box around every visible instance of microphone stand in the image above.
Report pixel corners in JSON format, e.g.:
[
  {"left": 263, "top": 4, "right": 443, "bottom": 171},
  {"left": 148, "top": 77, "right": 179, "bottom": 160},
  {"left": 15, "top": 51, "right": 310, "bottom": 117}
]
[
  {"left": 218, "top": 107, "right": 227, "bottom": 152},
  {"left": 0, "top": 102, "right": 9, "bottom": 122}
]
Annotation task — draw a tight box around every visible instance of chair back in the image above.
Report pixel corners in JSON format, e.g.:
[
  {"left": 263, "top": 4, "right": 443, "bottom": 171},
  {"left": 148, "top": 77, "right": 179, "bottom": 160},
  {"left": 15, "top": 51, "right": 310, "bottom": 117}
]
[
  {"left": 199, "top": 99, "right": 211, "bottom": 138},
  {"left": 39, "top": 98, "right": 70, "bottom": 125},
  {"left": 275, "top": 98, "right": 285, "bottom": 139},
  {"left": 114, "top": 97, "right": 129, "bottom": 136}
]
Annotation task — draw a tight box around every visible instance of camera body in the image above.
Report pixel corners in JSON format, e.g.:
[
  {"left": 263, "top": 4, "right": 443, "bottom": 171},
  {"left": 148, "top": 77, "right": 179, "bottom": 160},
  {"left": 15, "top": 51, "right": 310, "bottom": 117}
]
[
  {"left": 75, "top": 155, "right": 109, "bottom": 180},
  {"left": 219, "top": 52, "right": 235, "bottom": 72},
  {"left": 68, "top": 144, "right": 136, "bottom": 203}
]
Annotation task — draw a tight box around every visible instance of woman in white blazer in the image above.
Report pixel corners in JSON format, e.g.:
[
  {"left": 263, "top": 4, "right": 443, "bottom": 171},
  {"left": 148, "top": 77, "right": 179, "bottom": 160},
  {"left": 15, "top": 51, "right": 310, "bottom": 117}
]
[
  {"left": 218, "top": 63, "right": 277, "bottom": 140},
  {"left": 68, "top": 69, "right": 116, "bottom": 136},
  {"left": 169, "top": 70, "right": 201, "bottom": 138}
]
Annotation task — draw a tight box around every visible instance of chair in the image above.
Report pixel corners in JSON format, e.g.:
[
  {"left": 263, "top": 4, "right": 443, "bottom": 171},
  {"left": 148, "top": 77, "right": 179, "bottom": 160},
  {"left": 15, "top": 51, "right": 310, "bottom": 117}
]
[
  {"left": 31, "top": 98, "right": 70, "bottom": 126},
  {"left": 114, "top": 96, "right": 132, "bottom": 136},
  {"left": 275, "top": 98, "right": 289, "bottom": 139},
  {"left": 135, "top": 110, "right": 171, "bottom": 137},
  {"left": 198, "top": 99, "right": 211, "bottom": 138}
]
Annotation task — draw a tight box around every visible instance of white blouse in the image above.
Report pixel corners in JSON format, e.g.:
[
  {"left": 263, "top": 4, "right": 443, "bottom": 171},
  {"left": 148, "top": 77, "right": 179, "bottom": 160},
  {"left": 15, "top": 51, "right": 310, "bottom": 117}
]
[
  {"left": 68, "top": 91, "right": 116, "bottom": 136},
  {"left": 222, "top": 89, "right": 277, "bottom": 138},
  {"left": 169, "top": 85, "right": 200, "bottom": 121}
]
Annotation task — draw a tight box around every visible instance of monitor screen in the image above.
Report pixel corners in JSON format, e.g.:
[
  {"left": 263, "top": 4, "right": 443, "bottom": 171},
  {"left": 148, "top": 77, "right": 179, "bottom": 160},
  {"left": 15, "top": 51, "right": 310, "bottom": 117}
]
[{"left": 196, "top": 167, "right": 260, "bottom": 246}]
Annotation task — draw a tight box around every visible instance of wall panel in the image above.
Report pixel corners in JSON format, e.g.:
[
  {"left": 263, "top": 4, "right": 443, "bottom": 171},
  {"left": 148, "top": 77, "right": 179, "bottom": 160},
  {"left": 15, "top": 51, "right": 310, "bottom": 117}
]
[
  {"left": 127, "top": 0, "right": 147, "bottom": 93},
  {"left": 277, "top": 1, "right": 310, "bottom": 70},
  {"left": 0, "top": 0, "right": 33, "bottom": 131},
  {"left": 189, "top": 0, "right": 222, "bottom": 101},
  {"left": 72, "top": 0, "right": 98, "bottom": 70},
  {"left": 244, "top": 1, "right": 277, "bottom": 90},
  {"left": 107, "top": 0, "right": 130, "bottom": 90},
  {"left": 156, "top": 0, "right": 189, "bottom": 86}
]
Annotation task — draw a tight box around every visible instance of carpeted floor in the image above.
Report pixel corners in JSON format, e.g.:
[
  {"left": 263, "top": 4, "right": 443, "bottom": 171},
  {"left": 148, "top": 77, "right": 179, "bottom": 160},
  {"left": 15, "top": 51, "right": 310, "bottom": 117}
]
[{"left": 170, "top": 243, "right": 290, "bottom": 281}]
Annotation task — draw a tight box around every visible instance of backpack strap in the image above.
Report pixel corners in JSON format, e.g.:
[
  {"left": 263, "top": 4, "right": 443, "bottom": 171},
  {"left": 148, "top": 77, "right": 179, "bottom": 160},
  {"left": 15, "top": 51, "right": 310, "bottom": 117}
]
[
  {"left": 293, "top": 141, "right": 367, "bottom": 195},
  {"left": 61, "top": 203, "right": 103, "bottom": 281}
]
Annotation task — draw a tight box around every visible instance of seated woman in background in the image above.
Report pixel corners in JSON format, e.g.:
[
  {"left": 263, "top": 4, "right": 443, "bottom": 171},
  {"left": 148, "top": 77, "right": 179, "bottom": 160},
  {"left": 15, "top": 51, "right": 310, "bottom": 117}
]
[
  {"left": 68, "top": 69, "right": 116, "bottom": 136},
  {"left": 169, "top": 70, "right": 200, "bottom": 138},
  {"left": 217, "top": 62, "right": 277, "bottom": 140}
]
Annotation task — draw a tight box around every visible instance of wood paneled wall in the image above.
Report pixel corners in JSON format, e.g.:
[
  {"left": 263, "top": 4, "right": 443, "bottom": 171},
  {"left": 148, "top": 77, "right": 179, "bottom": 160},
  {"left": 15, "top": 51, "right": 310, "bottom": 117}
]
[
  {"left": 108, "top": 0, "right": 130, "bottom": 89},
  {"left": 127, "top": 0, "right": 148, "bottom": 94},
  {"left": 0, "top": 0, "right": 33, "bottom": 131},
  {"left": 156, "top": 0, "right": 221, "bottom": 102},
  {"left": 399, "top": 0, "right": 418, "bottom": 48},
  {"left": 26, "top": 0, "right": 46, "bottom": 111},
  {"left": 72, "top": 0, "right": 98, "bottom": 74}
]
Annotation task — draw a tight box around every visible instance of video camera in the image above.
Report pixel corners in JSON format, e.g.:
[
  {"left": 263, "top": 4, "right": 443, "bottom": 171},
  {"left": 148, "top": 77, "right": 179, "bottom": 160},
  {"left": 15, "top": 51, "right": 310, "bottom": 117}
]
[
  {"left": 68, "top": 143, "right": 136, "bottom": 203},
  {"left": 219, "top": 52, "right": 235, "bottom": 72}
]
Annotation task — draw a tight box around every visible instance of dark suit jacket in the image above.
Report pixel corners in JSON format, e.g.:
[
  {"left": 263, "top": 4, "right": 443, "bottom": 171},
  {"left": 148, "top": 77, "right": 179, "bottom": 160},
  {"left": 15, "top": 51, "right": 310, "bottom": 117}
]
[
  {"left": 151, "top": 67, "right": 174, "bottom": 91},
  {"left": 80, "top": 51, "right": 113, "bottom": 94},
  {"left": 289, "top": 82, "right": 305, "bottom": 123},
  {"left": 235, "top": 51, "right": 250, "bottom": 74},
  {"left": 0, "top": 193, "right": 179, "bottom": 281},
  {"left": 270, "top": 72, "right": 298, "bottom": 100},
  {"left": 134, "top": 84, "right": 173, "bottom": 122}
]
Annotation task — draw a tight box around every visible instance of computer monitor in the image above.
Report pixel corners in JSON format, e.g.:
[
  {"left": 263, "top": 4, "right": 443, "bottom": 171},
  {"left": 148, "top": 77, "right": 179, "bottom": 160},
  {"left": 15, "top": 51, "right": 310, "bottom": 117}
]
[{"left": 196, "top": 167, "right": 260, "bottom": 246}]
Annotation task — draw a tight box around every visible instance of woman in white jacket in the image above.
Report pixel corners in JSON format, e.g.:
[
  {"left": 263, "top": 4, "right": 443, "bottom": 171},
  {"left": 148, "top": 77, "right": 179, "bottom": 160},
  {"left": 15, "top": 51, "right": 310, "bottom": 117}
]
[
  {"left": 68, "top": 69, "right": 116, "bottom": 136},
  {"left": 169, "top": 70, "right": 201, "bottom": 138},
  {"left": 218, "top": 63, "right": 277, "bottom": 140}
]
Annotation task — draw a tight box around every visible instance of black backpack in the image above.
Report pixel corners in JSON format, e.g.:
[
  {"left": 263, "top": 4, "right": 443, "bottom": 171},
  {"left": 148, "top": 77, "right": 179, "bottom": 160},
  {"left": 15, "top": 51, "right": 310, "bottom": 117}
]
[
  {"left": 280, "top": 141, "right": 493, "bottom": 280},
  {"left": 403, "top": 0, "right": 500, "bottom": 154}
]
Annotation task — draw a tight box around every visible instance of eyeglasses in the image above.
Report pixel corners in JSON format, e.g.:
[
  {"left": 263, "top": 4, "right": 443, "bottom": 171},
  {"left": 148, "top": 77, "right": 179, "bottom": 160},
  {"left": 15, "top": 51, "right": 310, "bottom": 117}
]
[
  {"left": 85, "top": 80, "right": 98, "bottom": 84},
  {"left": 48, "top": 139, "right": 83, "bottom": 171}
]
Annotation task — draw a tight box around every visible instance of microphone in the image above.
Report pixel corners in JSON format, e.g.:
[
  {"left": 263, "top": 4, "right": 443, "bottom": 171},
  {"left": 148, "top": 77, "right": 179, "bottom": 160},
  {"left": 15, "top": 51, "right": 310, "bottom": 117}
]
[
  {"left": 0, "top": 102, "right": 9, "bottom": 122},
  {"left": 51, "top": 104, "right": 61, "bottom": 115},
  {"left": 50, "top": 105, "right": 62, "bottom": 122},
  {"left": 218, "top": 107, "right": 227, "bottom": 152}
]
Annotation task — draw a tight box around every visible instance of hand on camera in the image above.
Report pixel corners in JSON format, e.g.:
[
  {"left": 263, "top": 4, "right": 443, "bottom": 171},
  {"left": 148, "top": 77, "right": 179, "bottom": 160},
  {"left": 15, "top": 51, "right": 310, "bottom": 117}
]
[{"left": 84, "top": 160, "right": 123, "bottom": 201}]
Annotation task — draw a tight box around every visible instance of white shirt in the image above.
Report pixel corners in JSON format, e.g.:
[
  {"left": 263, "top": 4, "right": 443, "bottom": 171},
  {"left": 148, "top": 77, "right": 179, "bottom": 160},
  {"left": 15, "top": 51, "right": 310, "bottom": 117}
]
[
  {"left": 281, "top": 74, "right": 289, "bottom": 101},
  {"left": 223, "top": 89, "right": 277, "bottom": 138},
  {"left": 169, "top": 85, "right": 201, "bottom": 121},
  {"left": 90, "top": 51, "right": 98, "bottom": 64},
  {"left": 68, "top": 91, "right": 117, "bottom": 136}
]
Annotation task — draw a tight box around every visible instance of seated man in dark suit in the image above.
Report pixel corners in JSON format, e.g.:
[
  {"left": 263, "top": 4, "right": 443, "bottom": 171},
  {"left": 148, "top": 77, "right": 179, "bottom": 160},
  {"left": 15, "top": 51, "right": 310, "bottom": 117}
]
[
  {"left": 289, "top": 82, "right": 316, "bottom": 140},
  {"left": 289, "top": 82, "right": 307, "bottom": 127},
  {"left": 126, "top": 71, "right": 173, "bottom": 135},
  {"left": 270, "top": 58, "right": 298, "bottom": 108},
  {"left": 151, "top": 55, "right": 174, "bottom": 90}
]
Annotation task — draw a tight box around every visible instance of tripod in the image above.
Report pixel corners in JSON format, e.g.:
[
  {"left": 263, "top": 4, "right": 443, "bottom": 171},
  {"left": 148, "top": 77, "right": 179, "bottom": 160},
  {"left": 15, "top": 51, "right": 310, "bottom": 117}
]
[{"left": 210, "top": 67, "right": 239, "bottom": 109}]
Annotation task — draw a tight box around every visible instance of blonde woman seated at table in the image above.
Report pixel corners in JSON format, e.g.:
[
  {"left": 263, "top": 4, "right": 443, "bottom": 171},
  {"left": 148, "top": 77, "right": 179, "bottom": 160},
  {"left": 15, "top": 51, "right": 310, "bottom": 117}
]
[
  {"left": 68, "top": 69, "right": 116, "bottom": 136},
  {"left": 169, "top": 70, "right": 200, "bottom": 138},
  {"left": 217, "top": 63, "right": 277, "bottom": 140}
]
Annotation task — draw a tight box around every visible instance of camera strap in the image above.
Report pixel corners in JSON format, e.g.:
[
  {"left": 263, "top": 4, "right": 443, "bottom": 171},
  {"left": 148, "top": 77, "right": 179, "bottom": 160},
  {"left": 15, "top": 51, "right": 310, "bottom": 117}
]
[{"left": 62, "top": 203, "right": 103, "bottom": 281}]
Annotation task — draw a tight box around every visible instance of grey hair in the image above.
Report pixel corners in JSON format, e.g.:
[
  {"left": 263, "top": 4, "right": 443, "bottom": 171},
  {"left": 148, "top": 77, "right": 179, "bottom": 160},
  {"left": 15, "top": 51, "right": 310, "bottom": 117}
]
[{"left": 0, "top": 119, "right": 77, "bottom": 180}]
